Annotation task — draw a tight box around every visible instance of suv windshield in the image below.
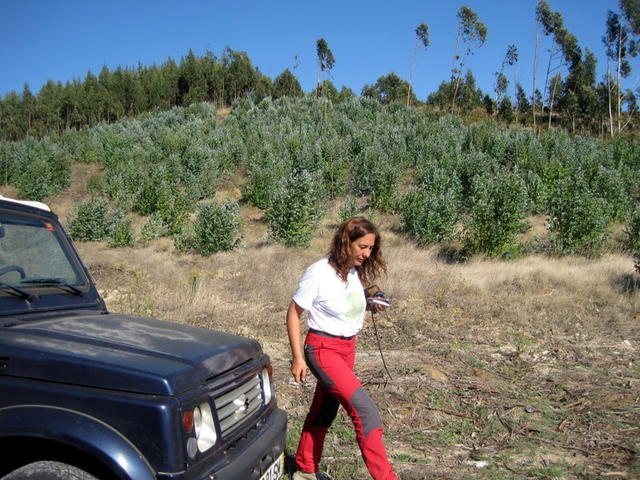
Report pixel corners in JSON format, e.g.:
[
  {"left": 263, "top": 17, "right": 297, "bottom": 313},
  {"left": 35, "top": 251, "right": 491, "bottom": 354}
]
[{"left": 0, "top": 212, "right": 84, "bottom": 288}]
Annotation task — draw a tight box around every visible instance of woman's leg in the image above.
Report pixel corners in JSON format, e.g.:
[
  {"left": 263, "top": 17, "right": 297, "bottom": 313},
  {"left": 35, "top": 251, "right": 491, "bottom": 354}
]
[
  {"left": 294, "top": 380, "right": 340, "bottom": 472},
  {"left": 299, "top": 336, "right": 398, "bottom": 480}
]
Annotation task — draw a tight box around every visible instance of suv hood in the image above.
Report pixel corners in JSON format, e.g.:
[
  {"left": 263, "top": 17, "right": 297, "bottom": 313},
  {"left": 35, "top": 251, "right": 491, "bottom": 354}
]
[{"left": 0, "top": 313, "right": 262, "bottom": 395}]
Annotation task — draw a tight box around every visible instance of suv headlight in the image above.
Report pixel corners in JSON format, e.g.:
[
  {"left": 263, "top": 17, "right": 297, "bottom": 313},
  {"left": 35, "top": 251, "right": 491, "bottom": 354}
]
[
  {"left": 261, "top": 367, "right": 272, "bottom": 405},
  {"left": 183, "top": 401, "right": 217, "bottom": 458}
]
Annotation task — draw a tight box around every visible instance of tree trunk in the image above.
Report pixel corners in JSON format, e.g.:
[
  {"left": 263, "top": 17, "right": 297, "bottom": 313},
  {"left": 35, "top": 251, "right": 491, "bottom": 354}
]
[
  {"left": 607, "top": 67, "right": 614, "bottom": 138},
  {"left": 450, "top": 32, "right": 462, "bottom": 114},
  {"left": 616, "top": 27, "right": 623, "bottom": 134},
  {"left": 548, "top": 76, "right": 558, "bottom": 129},
  {"left": 407, "top": 39, "right": 419, "bottom": 107},
  {"left": 532, "top": 23, "right": 540, "bottom": 130},
  {"left": 542, "top": 51, "right": 554, "bottom": 130},
  {"left": 451, "top": 76, "right": 461, "bottom": 114}
]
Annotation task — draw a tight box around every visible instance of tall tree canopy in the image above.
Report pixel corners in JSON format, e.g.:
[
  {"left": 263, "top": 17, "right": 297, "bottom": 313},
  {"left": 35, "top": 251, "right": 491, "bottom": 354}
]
[
  {"left": 408, "top": 23, "right": 430, "bottom": 106},
  {"left": 450, "top": 6, "right": 487, "bottom": 113},
  {"left": 316, "top": 38, "right": 335, "bottom": 99}
]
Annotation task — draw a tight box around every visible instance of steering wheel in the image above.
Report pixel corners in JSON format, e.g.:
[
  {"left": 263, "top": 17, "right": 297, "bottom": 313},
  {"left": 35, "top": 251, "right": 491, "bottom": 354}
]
[{"left": 0, "top": 265, "right": 27, "bottom": 279}]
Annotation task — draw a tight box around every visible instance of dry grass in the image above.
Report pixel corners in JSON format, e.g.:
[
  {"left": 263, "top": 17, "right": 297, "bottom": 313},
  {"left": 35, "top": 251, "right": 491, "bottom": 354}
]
[
  {"left": 34, "top": 166, "right": 637, "bottom": 479},
  {"left": 5, "top": 100, "right": 638, "bottom": 477},
  {"left": 69, "top": 204, "right": 640, "bottom": 480}
]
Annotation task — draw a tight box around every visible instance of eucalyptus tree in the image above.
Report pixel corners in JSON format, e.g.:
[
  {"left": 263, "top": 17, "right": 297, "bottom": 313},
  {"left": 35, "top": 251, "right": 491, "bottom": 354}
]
[
  {"left": 603, "top": 1, "right": 640, "bottom": 135},
  {"left": 179, "top": 49, "right": 207, "bottom": 106},
  {"left": 222, "top": 48, "right": 259, "bottom": 105},
  {"left": 361, "top": 84, "right": 380, "bottom": 101},
  {"left": 408, "top": 23, "right": 429, "bottom": 106},
  {"left": 316, "top": 38, "right": 335, "bottom": 99},
  {"left": 36, "top": 80, "right": 64, "bottom": 135},
  {"left": 494, "top": 72, "right": 508, "bottom": 106},
  {"left": 604, "top": 10, "right": 629, "bottom": 135},
  {"left": 199, "top": 50, "right": 222, "bottom": 106},
  {"left": 458, "top": 69, "right": 483, "bottom": 113},
  {"left": 273, "top": 69, "right": 304, "bottom": 98},
  {"left": 516, "top": 83, "right": 531, "bottom": 119},
  {"left": 534, "top": 0, "right": 582, "bottom": 129},
  {"left": 81, "top": 72, "right": 106, "bottom": 127},
  {"left": 494, "top": 45, "right": 517, "bottom": 107},
  {"left": 312, "top": 80, "right": 339, "bottom": 103},
  {"left": 503, "top": 45, "right": 519, "bottom": 117},
  {"left": 22, "top": 84, "right": 35, "bottom": 134},
  {"left": 253, "top": 74, "right": 274, "bottom": 103},
  {"left": 450, "top": 6, "right": 487, "bottom": 114},
  {"left": 559, "top": 49, "right": 598, "bottom": 133},
  {"left": 337, "top": 86, "right": 356, "bottom": 103},
  {"left": 0, "top": 92, "right": 26, "bottom": 141},
  {"left": 532, "top": 0, "right": 558, "bottom": 128},
  {"left": 369, "top": 73, "right": 413, "bottom": 104}
]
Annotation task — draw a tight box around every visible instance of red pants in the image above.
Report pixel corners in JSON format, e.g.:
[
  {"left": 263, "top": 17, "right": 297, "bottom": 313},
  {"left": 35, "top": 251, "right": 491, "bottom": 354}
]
[{"left": 295, "top": 331, "right": 398, "bottom": 480}]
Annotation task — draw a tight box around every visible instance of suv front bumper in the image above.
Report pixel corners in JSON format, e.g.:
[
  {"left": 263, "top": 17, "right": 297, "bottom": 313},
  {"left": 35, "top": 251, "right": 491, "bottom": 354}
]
[{"left": 159, "top": 406, "right": 288, "bottom": 480}]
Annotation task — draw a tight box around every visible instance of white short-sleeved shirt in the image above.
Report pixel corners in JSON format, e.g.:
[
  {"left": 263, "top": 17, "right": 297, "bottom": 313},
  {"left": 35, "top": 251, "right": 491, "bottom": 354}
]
[{"left": 293, "top": 257, "right": 366, "bottom": 337}]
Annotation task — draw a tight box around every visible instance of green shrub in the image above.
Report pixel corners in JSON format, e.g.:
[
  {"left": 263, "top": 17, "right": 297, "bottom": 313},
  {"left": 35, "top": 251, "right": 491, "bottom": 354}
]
[
  {"left": 338, "top": 197, "right": 361, "bottom": 223},
  {"left": 242, "top": 151, "right": 289, "bottom": 209},
  {"left": 624, "top": 203, "right": 640, "bottom": 255},
  {"left": 141, "top": 213, "right": 170, "bottom": 241},
  {"left": 68, "top": 198, "right": 134, "bottom": 247},
  {"left": 414, "top": 164, "right": 462, "bottom": 199},
  {"left": 10, "top": 138, "right": 70, "bottom": 201},
  {"left": 546, "top": 175, "right": 609, "bottom": 256},
  {"left": 155, "top": 186, "right": 191, "bottom": 235},
  {"left": 398, "top": 189, "right": 460, "bottom": 246},
  {"left": 172, "top": 228, "right": 197, "bottom": 253},
  {"left": 455, "top": 151, "right": 499, "bottom": 210},
  {"left": 107, "top": 208, "right": 134, "bottom": 247},
  {"left": 266, "top": 170, "right": 324, "bottom": 247},
  {"left": 593, "top": 166, "right": 629, "bottom": 222},
  {"left": 68, "top": 198, "right": 111, "bottom": 241},
  {"left": 351, "top": 146, "right": 401, "bottom": 211},
  {"left": 522, "top": 171, "right": 547, "bottom": 213},
  {"left": 193, "top": 200, "right": 242, "bottom": 255},
  {"left": 463, "top": 172, "right": 528, "bottom": 257}
]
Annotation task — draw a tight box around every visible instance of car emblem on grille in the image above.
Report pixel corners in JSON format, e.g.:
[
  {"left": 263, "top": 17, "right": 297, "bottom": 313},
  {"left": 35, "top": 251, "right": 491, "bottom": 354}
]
[{"left": 233, "top": 394, "right": 249, "bottom": 419}]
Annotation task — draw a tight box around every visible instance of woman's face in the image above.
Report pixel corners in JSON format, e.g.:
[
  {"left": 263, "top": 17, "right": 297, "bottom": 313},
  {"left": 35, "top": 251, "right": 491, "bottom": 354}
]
[{"left": 349, "top": 233, "right": 376, "bottom": 267}]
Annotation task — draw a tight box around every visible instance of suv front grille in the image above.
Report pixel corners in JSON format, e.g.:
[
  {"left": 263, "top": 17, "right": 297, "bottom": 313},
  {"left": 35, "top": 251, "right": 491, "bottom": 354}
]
[{"left": 215, "top": 373, "right": 262, "bottom": 436}]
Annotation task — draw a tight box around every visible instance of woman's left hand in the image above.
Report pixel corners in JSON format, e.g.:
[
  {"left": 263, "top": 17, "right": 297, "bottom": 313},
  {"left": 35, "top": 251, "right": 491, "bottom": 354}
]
[{"left": 372, "top": 303, "right": 386, "bottom": 313}]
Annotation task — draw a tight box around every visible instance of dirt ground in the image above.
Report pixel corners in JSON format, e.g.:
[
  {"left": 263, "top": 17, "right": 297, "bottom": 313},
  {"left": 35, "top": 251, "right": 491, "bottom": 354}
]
[
  {"left": 42, "top": 162, "right": 639, "bottom": 479},
  {"left": 72, "top": 211, "right": 639, "bottom": 480}
]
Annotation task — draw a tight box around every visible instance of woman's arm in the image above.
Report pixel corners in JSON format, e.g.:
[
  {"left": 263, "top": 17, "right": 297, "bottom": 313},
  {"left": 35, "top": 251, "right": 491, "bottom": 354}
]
[{"left": 286, "top": 299, "right": 307, "bottom": 384}]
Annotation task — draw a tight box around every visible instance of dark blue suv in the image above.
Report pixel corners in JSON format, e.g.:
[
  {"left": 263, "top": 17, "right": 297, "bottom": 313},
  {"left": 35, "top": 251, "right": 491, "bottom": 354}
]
[{"left": 0, "top": 196, "right": 286, "bottom": 480}]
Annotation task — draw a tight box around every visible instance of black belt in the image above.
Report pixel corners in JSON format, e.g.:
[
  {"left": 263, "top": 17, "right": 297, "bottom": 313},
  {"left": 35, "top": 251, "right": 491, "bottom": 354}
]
[{"left": 308, "top": 328, "right": 356, "bottom": 340}]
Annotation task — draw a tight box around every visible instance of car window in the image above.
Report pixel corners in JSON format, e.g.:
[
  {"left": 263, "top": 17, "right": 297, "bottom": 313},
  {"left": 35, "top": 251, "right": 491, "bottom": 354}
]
[{"left": 0, "top": 212, "right": 83, "bottom": 286}]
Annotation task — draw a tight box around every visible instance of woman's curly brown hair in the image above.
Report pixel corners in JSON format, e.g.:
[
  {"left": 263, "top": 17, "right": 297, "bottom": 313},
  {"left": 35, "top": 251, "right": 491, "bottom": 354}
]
[{"left": 328, "top": 216, "right": 386, "bottom": 286}]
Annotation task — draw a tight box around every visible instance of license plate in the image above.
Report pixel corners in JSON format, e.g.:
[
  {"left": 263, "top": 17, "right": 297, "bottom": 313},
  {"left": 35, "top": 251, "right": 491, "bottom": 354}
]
[{"left": 259, "top": 453, "right": 284, "bottom": 480}]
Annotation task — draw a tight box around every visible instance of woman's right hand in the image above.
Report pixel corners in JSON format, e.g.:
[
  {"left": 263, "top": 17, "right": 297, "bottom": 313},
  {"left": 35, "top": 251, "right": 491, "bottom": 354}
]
[
  {"left": 290, "top": 356, "right": 307, "bottom": 384},
  {"left": 287, "top": 300, "right": 308, "bottom": 384}
]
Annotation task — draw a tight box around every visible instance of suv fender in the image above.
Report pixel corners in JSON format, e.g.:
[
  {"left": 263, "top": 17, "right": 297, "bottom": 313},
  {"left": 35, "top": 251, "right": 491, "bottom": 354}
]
[{"left": 0, "top": 405, "right": 156, "bottom": 480}]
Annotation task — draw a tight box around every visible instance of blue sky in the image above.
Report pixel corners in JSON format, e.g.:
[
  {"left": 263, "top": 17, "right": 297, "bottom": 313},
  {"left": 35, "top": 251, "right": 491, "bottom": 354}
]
[{"left": 0, "top": 0, "right": 625, "bottom": 101}]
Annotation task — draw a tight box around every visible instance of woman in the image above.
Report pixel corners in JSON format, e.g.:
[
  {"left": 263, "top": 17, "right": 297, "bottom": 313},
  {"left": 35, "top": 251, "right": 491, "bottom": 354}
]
[{"left": 287, "top": 217, "right": 398, "bottom": 480}]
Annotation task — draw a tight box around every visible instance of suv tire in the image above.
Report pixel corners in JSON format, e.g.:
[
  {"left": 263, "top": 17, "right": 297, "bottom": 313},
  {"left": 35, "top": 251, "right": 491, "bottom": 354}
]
[{"left": 1, "top": 461, "right": 99, "bottom": 480}]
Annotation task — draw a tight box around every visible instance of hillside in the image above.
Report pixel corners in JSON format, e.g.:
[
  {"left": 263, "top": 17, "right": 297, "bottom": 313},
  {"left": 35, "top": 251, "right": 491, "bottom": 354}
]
[
  {"left": 34, "top": 160, "right": 638, "bottom": 480},
  {"left": 2, "top": 97, "right": 639, "bottom": 479}
]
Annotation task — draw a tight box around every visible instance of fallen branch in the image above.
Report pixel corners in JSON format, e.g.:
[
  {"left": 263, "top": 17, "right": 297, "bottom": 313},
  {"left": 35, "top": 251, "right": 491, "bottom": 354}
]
[
  {"left": 423, "top": 405, "right": 471, "bottom": 418},
  {"left": 397, "top": 423, "right": 438, "bottom": 438},
  {"left": 495, "top": 410, "right": 514, "bottom": 436},
  {"left": 527, "top": 436, "right": 590, "bottom": 456},
  {"left": 501, "top": 463, "right": 530, "bottom": 478}
]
